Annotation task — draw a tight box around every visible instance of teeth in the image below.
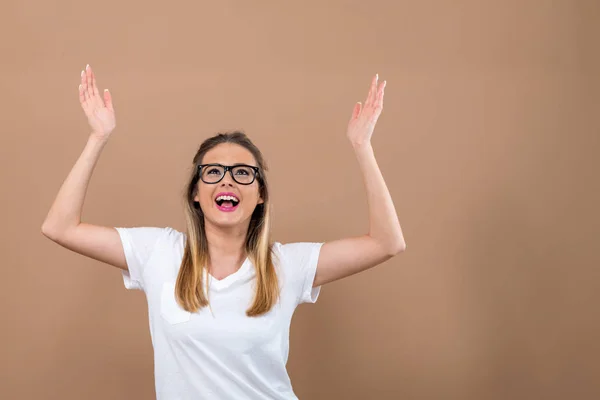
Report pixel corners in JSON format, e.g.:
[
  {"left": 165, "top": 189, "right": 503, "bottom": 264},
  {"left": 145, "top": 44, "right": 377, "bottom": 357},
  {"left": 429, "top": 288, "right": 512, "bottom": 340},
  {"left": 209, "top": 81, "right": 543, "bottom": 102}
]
[{"left": 216, "top": 195, "right": 239, "bottom": 202}]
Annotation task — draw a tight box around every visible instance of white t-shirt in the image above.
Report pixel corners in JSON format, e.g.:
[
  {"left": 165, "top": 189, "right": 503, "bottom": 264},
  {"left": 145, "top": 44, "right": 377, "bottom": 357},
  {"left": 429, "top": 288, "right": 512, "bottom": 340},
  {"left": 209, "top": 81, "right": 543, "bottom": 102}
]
[{"left": 115, "top": 226, "right": 323, "bottom": 400}]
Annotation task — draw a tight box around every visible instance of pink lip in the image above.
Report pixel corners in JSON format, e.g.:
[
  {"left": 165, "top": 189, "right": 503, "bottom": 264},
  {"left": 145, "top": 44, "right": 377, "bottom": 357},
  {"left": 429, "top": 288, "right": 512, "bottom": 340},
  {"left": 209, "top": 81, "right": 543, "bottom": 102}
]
[{"left": 215, "top": 192, "right": 240, "bottom": 212}]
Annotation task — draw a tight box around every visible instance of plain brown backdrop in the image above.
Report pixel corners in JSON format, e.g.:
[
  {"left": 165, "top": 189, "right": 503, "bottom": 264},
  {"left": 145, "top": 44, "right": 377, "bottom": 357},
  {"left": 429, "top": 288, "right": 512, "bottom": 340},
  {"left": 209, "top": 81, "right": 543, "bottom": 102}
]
[{"left": 1, "top": 1, "right": 598, "bottom": 399}]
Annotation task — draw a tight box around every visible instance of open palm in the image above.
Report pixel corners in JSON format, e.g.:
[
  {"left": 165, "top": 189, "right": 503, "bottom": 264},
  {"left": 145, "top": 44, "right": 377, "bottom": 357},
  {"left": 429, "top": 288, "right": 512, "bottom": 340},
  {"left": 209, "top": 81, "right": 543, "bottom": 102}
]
[
  {"left": 79, "top": 65, "right": 115, "bottom": 138},
  {"left": 347, "top": 74, "right": 386, "bottom": 147}
]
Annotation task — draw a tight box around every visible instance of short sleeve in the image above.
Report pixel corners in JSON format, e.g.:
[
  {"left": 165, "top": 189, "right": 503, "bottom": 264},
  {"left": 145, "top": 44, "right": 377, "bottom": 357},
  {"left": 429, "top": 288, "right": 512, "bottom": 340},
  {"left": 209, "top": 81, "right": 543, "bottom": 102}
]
[
  {"left": 278, "top": 242, "right": 324, "bottom": 305},
  {"left": 115, "top": 227, "right": 168, "bottom": 291}
]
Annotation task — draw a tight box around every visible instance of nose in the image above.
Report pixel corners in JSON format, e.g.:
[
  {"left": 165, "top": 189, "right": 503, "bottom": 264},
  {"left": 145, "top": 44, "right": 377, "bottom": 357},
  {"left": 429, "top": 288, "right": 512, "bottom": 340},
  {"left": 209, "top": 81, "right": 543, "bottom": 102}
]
[{"left": 220, "top": 171, "right": 235, "bottom": 186}]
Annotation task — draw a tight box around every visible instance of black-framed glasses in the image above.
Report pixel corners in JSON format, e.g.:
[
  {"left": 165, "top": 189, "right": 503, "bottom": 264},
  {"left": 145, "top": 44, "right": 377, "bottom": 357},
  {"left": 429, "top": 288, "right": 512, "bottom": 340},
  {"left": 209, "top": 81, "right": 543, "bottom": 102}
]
[{"left": 197, "top": 163, "right": 260, "bottom": 185}]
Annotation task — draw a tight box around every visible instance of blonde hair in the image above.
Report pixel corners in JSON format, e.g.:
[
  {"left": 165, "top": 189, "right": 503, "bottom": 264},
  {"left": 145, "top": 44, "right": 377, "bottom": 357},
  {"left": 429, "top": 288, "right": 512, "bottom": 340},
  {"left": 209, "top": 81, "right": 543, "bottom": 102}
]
[{"left": 175, "top": 131, "right": 279, "bottom": 317}]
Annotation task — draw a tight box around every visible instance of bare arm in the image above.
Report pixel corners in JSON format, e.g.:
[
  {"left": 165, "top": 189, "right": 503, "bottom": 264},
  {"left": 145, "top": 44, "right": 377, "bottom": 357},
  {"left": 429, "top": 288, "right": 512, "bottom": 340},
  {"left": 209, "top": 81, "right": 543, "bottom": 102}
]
[
  {"left": 314, "top": 74, "right": 405, "bottom": 287},
  {"left": 41, "top": 65, "right": 127, "bottom": 271}
]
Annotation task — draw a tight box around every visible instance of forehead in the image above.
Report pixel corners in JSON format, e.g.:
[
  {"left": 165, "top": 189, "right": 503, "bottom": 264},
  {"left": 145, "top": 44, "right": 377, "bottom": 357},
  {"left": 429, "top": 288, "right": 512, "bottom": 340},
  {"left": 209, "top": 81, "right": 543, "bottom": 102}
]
[{"left": 201, "top": 143, "right": 257, "bottom": 166}]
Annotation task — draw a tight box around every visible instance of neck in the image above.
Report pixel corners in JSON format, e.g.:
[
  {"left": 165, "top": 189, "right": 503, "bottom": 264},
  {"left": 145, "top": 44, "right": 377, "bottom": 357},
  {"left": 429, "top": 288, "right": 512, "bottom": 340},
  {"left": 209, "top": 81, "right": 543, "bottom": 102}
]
[{"left": 203, "top": 220, "right": 249, "bottom": 271}]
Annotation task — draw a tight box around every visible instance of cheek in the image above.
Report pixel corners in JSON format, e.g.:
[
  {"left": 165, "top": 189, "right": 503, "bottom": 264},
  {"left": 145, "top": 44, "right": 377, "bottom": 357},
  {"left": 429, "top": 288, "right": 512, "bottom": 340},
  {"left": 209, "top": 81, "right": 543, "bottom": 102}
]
[
  {"left": 203, "top": 193, "right": 215, "bottom": 207},
  {"left": 196, "top": 186, "right": 213, "bottom": 207},
  {"left": 242, "top": 188, "right": 260, "bottom": 206}
]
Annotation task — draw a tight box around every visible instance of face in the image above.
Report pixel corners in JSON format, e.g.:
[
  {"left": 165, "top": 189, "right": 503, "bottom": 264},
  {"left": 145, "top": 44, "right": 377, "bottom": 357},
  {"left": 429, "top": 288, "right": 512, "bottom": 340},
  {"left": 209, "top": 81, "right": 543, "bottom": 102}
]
[{"left": 194, "top": 143, "right": 264, "bottom": 228}]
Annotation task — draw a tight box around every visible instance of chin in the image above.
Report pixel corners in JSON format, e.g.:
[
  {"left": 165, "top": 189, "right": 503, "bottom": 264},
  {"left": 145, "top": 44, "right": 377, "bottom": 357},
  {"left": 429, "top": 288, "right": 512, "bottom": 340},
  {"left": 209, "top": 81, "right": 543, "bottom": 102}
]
[{"left": 206, "top": 209, "right": 246, "bottom": 226}]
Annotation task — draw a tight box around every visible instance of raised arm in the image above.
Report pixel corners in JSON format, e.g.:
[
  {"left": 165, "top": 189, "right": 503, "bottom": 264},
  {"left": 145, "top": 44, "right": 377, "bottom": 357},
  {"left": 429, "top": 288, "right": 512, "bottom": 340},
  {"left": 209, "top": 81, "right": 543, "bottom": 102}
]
[
  {"left": 41, "top": 65, "right": 127, "bottom": 271},
  {"left": 313, "top": 74, "right": 406, "bottom": 287}
]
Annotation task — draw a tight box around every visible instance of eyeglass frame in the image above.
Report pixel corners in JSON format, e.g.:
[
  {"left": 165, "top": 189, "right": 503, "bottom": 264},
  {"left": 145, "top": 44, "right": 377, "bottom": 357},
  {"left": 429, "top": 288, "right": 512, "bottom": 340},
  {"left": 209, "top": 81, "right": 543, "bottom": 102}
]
[{"left": 197, "top": 163, "right": 261, "bottom": 185}]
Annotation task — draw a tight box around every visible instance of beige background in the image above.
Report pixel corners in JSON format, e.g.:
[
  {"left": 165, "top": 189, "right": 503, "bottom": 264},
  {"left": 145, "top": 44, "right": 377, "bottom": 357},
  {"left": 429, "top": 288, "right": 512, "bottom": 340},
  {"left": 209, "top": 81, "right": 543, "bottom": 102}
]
[{"left": 1, "top": 1, "right": 599, "bottom": 399}]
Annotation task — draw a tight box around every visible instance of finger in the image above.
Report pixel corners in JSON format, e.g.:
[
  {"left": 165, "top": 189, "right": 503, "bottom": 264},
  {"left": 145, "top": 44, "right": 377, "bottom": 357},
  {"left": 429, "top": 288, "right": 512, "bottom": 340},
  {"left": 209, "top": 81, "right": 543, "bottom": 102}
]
[
  {"left": 91, "top": 71, "right": 103, "bottom": 108},
  {"left": 376, "top": 80, "right": 386, "bottom": 108},
  {"left": 85, "top": 64, "right": 95, "bottom": 97},
  {"left": 351, "top": 102, "right": 362, "bottom": 120},
  {"left": 366, "top": 74, "right": 378, "bottom": 107},
  {"left": 78, "top": 84, "right": 86, "bottom": 106},
  {"left": 90, "top": 68, "right": 101, "bottom": 104},
  {"left": 103, "top": 89, "right": 114, "bottom": 112},
  {"left": 81, "top": 70, "right": 90, "bottom": 103}
]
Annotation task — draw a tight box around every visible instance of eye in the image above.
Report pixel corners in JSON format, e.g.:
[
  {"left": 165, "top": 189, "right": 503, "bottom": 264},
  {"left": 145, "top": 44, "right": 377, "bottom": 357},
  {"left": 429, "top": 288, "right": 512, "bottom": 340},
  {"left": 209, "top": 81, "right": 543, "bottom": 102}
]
[
  {"left": 234, "top": 166, "right": 253, "bottom": 176},
  {"left": 207, "top": 168, "right": 222, "bottom": 175}
]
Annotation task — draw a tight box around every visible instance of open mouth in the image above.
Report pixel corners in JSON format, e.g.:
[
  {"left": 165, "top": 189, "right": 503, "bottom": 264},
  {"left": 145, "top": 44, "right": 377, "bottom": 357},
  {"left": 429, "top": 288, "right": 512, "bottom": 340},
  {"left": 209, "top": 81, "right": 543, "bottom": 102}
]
[{"left": 215, "top": 194, "right": 240, "bottom": 211}]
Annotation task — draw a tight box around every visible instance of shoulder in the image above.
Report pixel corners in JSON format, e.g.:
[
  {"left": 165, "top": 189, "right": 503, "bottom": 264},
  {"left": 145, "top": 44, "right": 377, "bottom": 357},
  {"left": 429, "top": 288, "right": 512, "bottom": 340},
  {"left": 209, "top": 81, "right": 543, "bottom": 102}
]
[
  {"left": 271, "top": 241, "right": 324, "bottom": 304},
  {"left": 162, "top": 226, "right": 185, "bottom": 241},
  {"left": 115, "top": 226, "right": 184, "bottom": 250},
  {"left": 271, "top": 241, "right": 324, "bottom": 268},
  {"left": 273, "top": 241, "right": 323, "bottom": 255},
  {"left": 159, "top": 227, "right": 186, "bottom": 252}
]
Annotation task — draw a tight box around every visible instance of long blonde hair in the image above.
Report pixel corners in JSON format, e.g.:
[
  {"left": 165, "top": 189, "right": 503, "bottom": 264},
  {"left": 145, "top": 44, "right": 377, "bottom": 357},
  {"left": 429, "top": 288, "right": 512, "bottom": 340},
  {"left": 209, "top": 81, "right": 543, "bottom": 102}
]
[{"left": 175, "top": 131, "right": 279, "bottom": 317}]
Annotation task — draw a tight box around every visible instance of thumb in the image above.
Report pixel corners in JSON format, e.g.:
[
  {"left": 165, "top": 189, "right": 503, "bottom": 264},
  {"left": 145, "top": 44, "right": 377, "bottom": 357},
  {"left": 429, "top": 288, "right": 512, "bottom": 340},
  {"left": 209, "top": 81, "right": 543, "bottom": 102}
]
[{"left": 103, "top": 89, "right": 114, "bottom": 112}]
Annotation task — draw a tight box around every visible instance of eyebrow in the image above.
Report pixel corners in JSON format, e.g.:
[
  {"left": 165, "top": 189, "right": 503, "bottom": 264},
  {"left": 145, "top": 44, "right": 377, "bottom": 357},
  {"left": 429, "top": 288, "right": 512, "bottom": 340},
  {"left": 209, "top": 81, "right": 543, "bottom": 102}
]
[
  {"left": 207, "top": 163, "right": 254, "bottom": 167},
  {"left": 204, "top": 163, "right": 257, "bottom": 167}
]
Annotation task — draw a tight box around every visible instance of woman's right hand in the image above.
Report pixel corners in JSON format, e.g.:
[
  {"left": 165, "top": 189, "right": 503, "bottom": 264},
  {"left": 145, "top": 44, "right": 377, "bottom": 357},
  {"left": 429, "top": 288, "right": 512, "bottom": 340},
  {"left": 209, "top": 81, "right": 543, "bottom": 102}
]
[{"left": 79, "top": 64, "right": 115, "bottom": 140}]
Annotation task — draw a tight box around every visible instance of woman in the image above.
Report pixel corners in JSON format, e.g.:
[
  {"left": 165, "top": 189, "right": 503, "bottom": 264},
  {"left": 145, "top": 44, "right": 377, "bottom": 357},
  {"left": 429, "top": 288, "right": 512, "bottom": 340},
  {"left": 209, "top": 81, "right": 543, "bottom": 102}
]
[{"left": 42, "top": 65, "right": 406, "bottom": 399}]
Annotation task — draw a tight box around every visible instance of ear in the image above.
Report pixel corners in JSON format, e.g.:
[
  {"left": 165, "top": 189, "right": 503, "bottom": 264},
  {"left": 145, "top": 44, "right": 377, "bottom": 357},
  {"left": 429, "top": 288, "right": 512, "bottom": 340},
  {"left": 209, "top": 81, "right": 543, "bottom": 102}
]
[
  {"left": 193, "top": 184, "right": 199, "bottom": 203},
  {"left": 258, "top": 196, "right": 264, "bottom": 205}
]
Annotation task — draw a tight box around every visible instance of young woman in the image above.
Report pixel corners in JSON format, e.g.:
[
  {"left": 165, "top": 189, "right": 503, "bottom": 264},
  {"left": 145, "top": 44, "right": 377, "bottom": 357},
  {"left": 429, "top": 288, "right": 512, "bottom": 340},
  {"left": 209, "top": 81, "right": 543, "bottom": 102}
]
[{"left": 42, "top": 65, "right": 405, "bottom": 399}]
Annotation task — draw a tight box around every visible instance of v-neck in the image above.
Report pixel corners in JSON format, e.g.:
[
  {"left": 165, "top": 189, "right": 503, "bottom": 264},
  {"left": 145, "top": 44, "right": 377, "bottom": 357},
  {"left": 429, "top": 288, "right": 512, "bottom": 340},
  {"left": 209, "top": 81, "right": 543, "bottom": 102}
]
[{"left": 205, "top": 257, "right": 252, "bottom": 290}]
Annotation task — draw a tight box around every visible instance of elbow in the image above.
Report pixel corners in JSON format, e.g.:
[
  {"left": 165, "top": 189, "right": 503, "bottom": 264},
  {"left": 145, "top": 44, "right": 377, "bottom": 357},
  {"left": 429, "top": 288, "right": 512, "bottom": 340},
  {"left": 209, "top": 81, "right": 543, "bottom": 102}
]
[
  {"left": 42, "top": 221, "right": 79, "bottom": 241},
  {"left": 41, "top": 222, "right": 62, "bottom": 240},
  {"left": 41, "top": 223, "right": 55, "bottom": 239},
  {"left": 371, "top": 235, "right": 406, "bottom": 257},
  {"left": 387, "top": 241, "right": 406, "bottom": 256}
]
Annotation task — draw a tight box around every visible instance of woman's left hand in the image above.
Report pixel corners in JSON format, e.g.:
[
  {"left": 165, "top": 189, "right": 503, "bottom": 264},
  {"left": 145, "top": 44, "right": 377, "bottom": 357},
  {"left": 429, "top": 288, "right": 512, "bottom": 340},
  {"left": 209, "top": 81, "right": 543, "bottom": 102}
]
[{"left": 346, "top": 74, "right": 386, "bottom": 147}]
